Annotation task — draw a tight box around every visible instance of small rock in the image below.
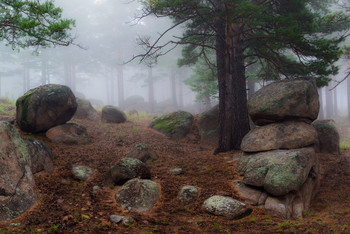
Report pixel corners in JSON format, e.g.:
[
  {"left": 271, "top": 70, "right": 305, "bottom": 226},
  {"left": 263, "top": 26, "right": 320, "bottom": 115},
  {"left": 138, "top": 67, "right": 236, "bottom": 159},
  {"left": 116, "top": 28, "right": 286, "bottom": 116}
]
[
  {"left": 169, "top": 168, "right": 183, "bottom": 175},
  {"left": 72, "top": 165, "right": 94, "bottom": 181},
  {"left": 101, "top": 105, "right": 126, "bottom": 123},
  {"left": 93, "top": 185, "right": 102, "bottom": 194},
  {"left": 46, "top": 123, "right": 90, "bottom": 145},
  {"left": 202, "top": 195, "right": 252, "bottom": 220},
  {"left": 110, "top": 215, "right": 122, "bottom": 224},
  {"left": 121, "top": 216, "right": 134, "bottom": 226},
  {"left": 126, "top": 143, "right": 158, "bottom": 163},
  {"left": 178, "top": 186, "right": 199, "bottom": 205}
]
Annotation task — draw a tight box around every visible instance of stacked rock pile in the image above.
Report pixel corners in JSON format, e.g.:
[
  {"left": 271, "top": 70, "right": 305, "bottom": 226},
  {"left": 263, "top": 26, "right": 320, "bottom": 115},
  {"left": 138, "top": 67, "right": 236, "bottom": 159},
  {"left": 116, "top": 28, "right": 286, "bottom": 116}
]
[{"left": 236, "top": 77, "right": 320, "bottom": 219}]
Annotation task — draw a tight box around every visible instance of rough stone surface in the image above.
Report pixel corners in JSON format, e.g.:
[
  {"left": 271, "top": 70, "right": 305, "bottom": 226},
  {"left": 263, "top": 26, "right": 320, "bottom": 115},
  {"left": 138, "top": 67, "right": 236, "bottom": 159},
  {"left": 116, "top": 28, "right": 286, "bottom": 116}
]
[
  {"left": 248, "top": 78, "right": 319, "bottom": 126},
  {"left": 241, "top": 120, "right": 317, "bottom": 152},
  {"left": 237, "top": 147, "right": 317, "bottom": 196},
  {"left": 16, "top": 84, "right": 77, "bottom": 133},
  {"left": 312, "top": 119, "right": 340, "bottom": 155},
  {"left": 74, "top": 98, "right": 98, "bottom": 121},
  {"left": 178, "top": 186, "right": 199, "bottom": 205},
  {"left": 25, "top": 139, "right": 53, "bottom": 174},
  {"left": 149, "top": 111, "right": 194, "bottom": 140},
  {"left": 168, "top": 168, "right": 183, "bottom": 175},
  {"left": 46, "top": 123, "right": 90, "bottom": 145},
  {"left": 101, "top": 105, "right": 126, "bottom": 123},
  {"left": 233, "top": 180, "right": 267, "bottom": 206},
  {"left": 109, "top": 158, "right": 151, "bottom": 185},
  {"left": 72, "top": 165, "right": 94, "bottom": 181},
  {"left": 126, "top": 144, "right": 158, "bottom": 163},
  {"left": 0, "top": 122, "right": 37, "bottom": 221},
  {"left": 198, "top": 105, "right": 219, "bottom": 146},
  {"left": 202, "top": 195, "right": 252, "bottom": 220},
  {"left": 115, "top": 179, "right": 160, "bottom": 212}
]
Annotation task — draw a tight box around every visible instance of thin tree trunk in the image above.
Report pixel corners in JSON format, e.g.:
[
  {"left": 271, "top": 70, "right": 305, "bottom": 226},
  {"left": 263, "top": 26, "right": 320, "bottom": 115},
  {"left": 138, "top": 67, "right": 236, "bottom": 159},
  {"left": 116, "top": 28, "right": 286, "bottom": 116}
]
[
  {"left": 105, "top": 74, "right": 111, "bottom": 105},
  {"left": 333, "top": 86, "right": 338, "bottom": 117},
  {"left": 318, "top": 88, "right": 324, "bottom": 120},
  {"left": 214, "top": 5, "right": 250, "bottom": 153},
  {"left": 23, "top": 66, "right": 30, "bottom": 93},
  {"left": 325, "top": 86, "right": 333, "bottom": 119},
  {"left": 170, "top": 69, "right": 178, "bottom": 107},
  {"left": 247, "top": 78, "right": 255, "bottom": 99},
  {"left": 71, "top": 65, "right": 76, "bottom": 92},
  {"left": 148, "top": 67, "right": 155, "bottom": 113},
  {"left": 116, "top": 65, "right": 124, "bottom": 108},
  {"left": 41, "top": 60, "right": 48, "bottom": 85},
  {"left": 178, "top": 77, "right": 184, "bottom": 108},
  {"left": 348, "top": 67, "right": 350, "bottom": 121}
]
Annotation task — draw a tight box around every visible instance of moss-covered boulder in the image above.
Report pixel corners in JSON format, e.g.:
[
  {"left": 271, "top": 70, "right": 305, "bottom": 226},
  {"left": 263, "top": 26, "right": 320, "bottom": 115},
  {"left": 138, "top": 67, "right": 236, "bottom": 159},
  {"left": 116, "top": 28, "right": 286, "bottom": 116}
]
[
  {"left": 108, "top": 158, "right": 151, "bottom": 185},
  {"left": 198, "top": 105, "right": 219, "bottom": 146},
  {"left": 178, "top": 185, "right": 199, "bottom": 205},
  {"left": 237, "top": 147, "right": 318, "bottom": 196},
  {"left": 74, "top": 98, "right": 98, "bottom": 121},
  {"left": 46, "top": 123, "right": 90, "bottom": 145},
  {"left": 149, "top": 111, "right": 193, "bottom": 140},
  {"left": 115, "top": 179, "right": 160, "bottom": 212},
  {"left": 126, "top": 143, "right": 158, "bottom": 163},
  {"left": 312, "top": 119, "right": 340, "bottom": 155},
  {"left": 72, "top": 165, "right": 94, "bottom": 181},
  {"left": 0, "top": 122, "right": 37, "bottom": 222},
  {"left": 248, "top": 78, "right": 319, "bottom": 126},
  {"left": 16, "top": 84, "right": 77, "bottom": 133},
  {"left": 101, "top": 105, "right": 126, "bottom": 123},
  {"left": 241, "top": 120, "right": 317, "bottom": 152},
  {"left": 202, "top": 196, "right": 252, "bottom": 220}
]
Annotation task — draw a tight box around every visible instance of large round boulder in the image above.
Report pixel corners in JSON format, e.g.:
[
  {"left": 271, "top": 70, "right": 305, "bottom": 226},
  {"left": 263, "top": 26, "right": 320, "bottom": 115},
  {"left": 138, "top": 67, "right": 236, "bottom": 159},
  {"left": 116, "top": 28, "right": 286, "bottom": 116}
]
[
  {"left": 0, "top": 122, "right": 37, "bottom": 221},
  {"left": 74, "top": 98, "right": 98, "bottom": 121},
  {"left": 248, "top": 78, "right": 319, "bottom": 125},
  {"left": 241, "top": 120, "right": 317, "bottom": 152},
  {"left": 115, "top": 179, "right": 160, "bottom": 212},
  {"left": 202, "top": 196, "right": 252, "bottom": 220},
  {"left": 312, "top": 119, "right": 340, "bottom": 155},
  {"left": 237, "top": 147, "right": 318, "bottom": 196},
  {"left": 16, "top": 84, "right": 77, "bottom": 133},
  {"left": 46, "top": 123, "right": 90, "bottom": 145},
  {"left": 198, "top": 105, "right": 219, "bottom": 146},
  {"left": 108, "top": 158, "right": 151, "bottom": 185},
  {"left": 149, "top": 111, "right": 193, "bottom": 140},
  {"left": 101, "top": 105, "right": 126, "bottom": 123}
]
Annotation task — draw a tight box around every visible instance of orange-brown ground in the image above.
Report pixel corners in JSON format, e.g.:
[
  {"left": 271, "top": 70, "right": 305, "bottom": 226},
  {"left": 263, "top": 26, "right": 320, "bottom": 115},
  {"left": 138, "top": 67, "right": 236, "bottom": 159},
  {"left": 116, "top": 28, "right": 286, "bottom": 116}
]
[{"left": 0, "top": 113, "right": 349, "bottom": 233}]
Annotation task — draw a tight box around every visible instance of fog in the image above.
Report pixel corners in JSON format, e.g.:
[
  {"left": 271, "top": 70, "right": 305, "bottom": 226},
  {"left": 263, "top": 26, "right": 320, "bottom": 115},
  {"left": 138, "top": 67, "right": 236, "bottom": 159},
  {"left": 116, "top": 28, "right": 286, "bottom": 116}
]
[{"left": 1, "top": 0, "right": 350, "bottom": 117}]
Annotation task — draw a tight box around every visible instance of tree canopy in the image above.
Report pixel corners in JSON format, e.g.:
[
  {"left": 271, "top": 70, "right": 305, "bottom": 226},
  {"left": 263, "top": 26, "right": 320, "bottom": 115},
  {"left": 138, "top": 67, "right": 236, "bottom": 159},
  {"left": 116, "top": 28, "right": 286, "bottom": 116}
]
[{"left": 0, "top": 0, "right": 75, "bottom": 49}]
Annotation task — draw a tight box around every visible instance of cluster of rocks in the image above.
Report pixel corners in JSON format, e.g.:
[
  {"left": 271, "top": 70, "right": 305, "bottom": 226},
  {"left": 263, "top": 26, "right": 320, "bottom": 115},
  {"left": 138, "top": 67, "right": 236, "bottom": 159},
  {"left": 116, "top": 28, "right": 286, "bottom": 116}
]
[{"left": 236, "top": 78, "right": 321, "bottom": 219}]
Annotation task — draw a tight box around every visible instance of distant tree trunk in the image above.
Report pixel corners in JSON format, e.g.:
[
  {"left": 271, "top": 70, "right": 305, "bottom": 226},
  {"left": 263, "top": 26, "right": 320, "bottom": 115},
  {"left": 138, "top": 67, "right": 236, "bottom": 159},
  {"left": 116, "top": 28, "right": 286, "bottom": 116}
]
[
  {"left": 71, "top": 65, "right": 76, "bottom": 92},
  {"left": 41, "top": 60, "right": 48, "bottom": 85},
  {"left": 64, "top": 63, "right": 76, "bottom": 92},
  {"left": 325, "top": 87, "right": 333, "bottom": 119},
  {"left": 247, "top": 78, "right": 255, "bottom": 99},
  {"left": 116, "top": 65, "right": 124, "bottom": 108},
  {"left": 318, "top": 88, "right": 324, "bottom": 120},
  {"left": 178, "top": 77, "right": 184, "bottom": 108},
  {"left": 110, "top": 68, "right": 115, "bottom": 105},
  {"left": 333, "top": 86, "right": 338, "bottom": 117},
  {"left": 170, "top": 69, "right": 178, "bottom": 107},
  {"left": 0, "top": 76, "right": 2, "bottom": 97},
  {"left": 23, "top": 66, "right": 30, "bottom": 93},
  {"left": 348, "top": 70, "right": 350, "bottom": 122},
  {"left": 105, "top": 74, "right": 111, "bottom": 105},
  {"left": 214, "top": 3, "right": 250, "bottom": 153},
  {"left": 148, "top": 67, "right": 155, "bottom": 113}
]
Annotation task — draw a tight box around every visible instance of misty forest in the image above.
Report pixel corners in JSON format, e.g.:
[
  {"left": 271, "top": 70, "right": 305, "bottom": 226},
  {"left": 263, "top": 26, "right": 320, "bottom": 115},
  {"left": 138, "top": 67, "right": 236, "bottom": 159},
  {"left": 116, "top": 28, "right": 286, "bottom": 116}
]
[{"left": 1, "top": 0, "right": 350, "bottom": 233}]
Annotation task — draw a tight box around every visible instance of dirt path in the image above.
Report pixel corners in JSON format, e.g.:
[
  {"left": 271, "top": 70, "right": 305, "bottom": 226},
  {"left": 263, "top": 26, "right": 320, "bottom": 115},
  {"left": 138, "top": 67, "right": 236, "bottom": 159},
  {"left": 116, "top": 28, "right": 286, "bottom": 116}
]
[{"left": 0, "top": 115, "right": 349, "bottom": 233}]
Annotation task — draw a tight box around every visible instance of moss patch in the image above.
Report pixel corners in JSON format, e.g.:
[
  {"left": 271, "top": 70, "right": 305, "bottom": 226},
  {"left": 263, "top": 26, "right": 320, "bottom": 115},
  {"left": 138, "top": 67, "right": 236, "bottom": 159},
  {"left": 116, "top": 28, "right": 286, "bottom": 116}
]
[{"left": 150, "top": 111, "right": 192, "bottom": 134}]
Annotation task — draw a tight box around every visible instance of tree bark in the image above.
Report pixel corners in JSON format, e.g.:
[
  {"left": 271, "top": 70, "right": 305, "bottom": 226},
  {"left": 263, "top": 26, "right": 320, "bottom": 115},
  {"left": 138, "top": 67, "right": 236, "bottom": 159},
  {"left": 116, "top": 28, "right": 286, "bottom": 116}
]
[
  {"left": 148, "top": 67, "right": 155, "bottom": 113},
  {"left": 214, "top": 2, "right": 250, "bottom": 153}
]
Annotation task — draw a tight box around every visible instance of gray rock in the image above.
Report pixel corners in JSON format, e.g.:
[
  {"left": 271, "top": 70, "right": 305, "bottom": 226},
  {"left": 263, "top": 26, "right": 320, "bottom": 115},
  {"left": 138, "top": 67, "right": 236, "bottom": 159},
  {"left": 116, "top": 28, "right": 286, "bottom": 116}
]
[
  {"left": 16, "top": 84, "right": 77, "bottom": 133},
  {"left": 198, "top": 105, "right": 219, "bottom": 146},
  {"left": 101, "top": 105, "right": 126, "bottom": 123},
  {"left": 168, "top": 168, "right": 183, "bottom": 175},
  {"left": 0, "top": 122, "right": 37, "bottom": 221},
  {"left": 72, "top": 165, "right": 94, "bottom": 181},
  {"left": 126, "top": 144, "right": 158, "bottom": 163},
  {"left": 237, "top": 147, "right": 317, "bottom": 196},
  {"left": 233, "top": 180, "right": 267, "bottom": 206},
  {"left": 109, "top": 158, "right": 151, "bottom": 185},
  {"left": 25, "top": 139, "right": 53, "bottom": 174},
  {"left": 312, "top": 119, "right": 340, "bottom": 155},
  {"left": 115, "top": 179, "right": 160, "bottom": 212},
  {"left": 202, "top": 195, "right": 252, "bottom": 220},
  {"left": 46, "top": 123, "right": 90, "bottom": 145},
  {"left": 178, "top": 186, "right": 199, "bottom": 205},
  {"left": 241, "top": 121, "right": 317, "bottom": 152},
  {"left": 110, "top": 215, "right": 122, "bottom": 224},
  {"left": 248, "top": 78, "right": 319, "bottom": 125},
  {"left": 74, "top": 98, "right": 98, "bottom": 121},
  {"left": 149, "top": 111, "right": 194, "bottom": 140}
]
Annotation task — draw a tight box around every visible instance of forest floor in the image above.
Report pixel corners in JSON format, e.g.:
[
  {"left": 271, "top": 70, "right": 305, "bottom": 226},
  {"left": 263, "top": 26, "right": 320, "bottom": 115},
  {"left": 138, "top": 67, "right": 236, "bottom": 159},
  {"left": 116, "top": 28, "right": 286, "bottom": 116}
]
[{"left": 0, "top": 112, "right": 350, "bottom": 233}]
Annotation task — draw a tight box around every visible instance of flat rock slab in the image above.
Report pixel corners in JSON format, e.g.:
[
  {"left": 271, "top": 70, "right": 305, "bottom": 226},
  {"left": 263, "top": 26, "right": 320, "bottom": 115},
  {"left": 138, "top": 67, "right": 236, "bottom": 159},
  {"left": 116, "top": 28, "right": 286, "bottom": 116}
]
[
  {"left": 237, "top": 147, "right": 317, "bottom": 196},
  {"left": 149, "top": 111, "right": 193, "bottom": 140},
  {"left": 248, "top": 78, "right": 319, "bottom": 125},
  {"left": 0, "top": 122, "right": 37, "bottom": 221},
  {"left": 16, "top": 84, "right": 77, "bottom": 133},
  {"left": 46, "top": 123, "right": 90, "bottom": 145},
  {"left": 202, "top": 195, "right": 252, "bottom": 220},
  {"left": 241, "top": 120, "right": 317, "bottom": 152},
  {"left": 115, "top": 179, "right": 160, "bottom": 212}
]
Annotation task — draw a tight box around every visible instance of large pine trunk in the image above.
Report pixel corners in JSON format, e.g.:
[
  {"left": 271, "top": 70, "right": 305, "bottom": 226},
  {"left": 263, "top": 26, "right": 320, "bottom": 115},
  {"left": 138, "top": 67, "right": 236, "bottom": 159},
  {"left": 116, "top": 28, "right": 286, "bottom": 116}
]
[{"left": 214, "top": 7, "right": 250, "bottom": 153}]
